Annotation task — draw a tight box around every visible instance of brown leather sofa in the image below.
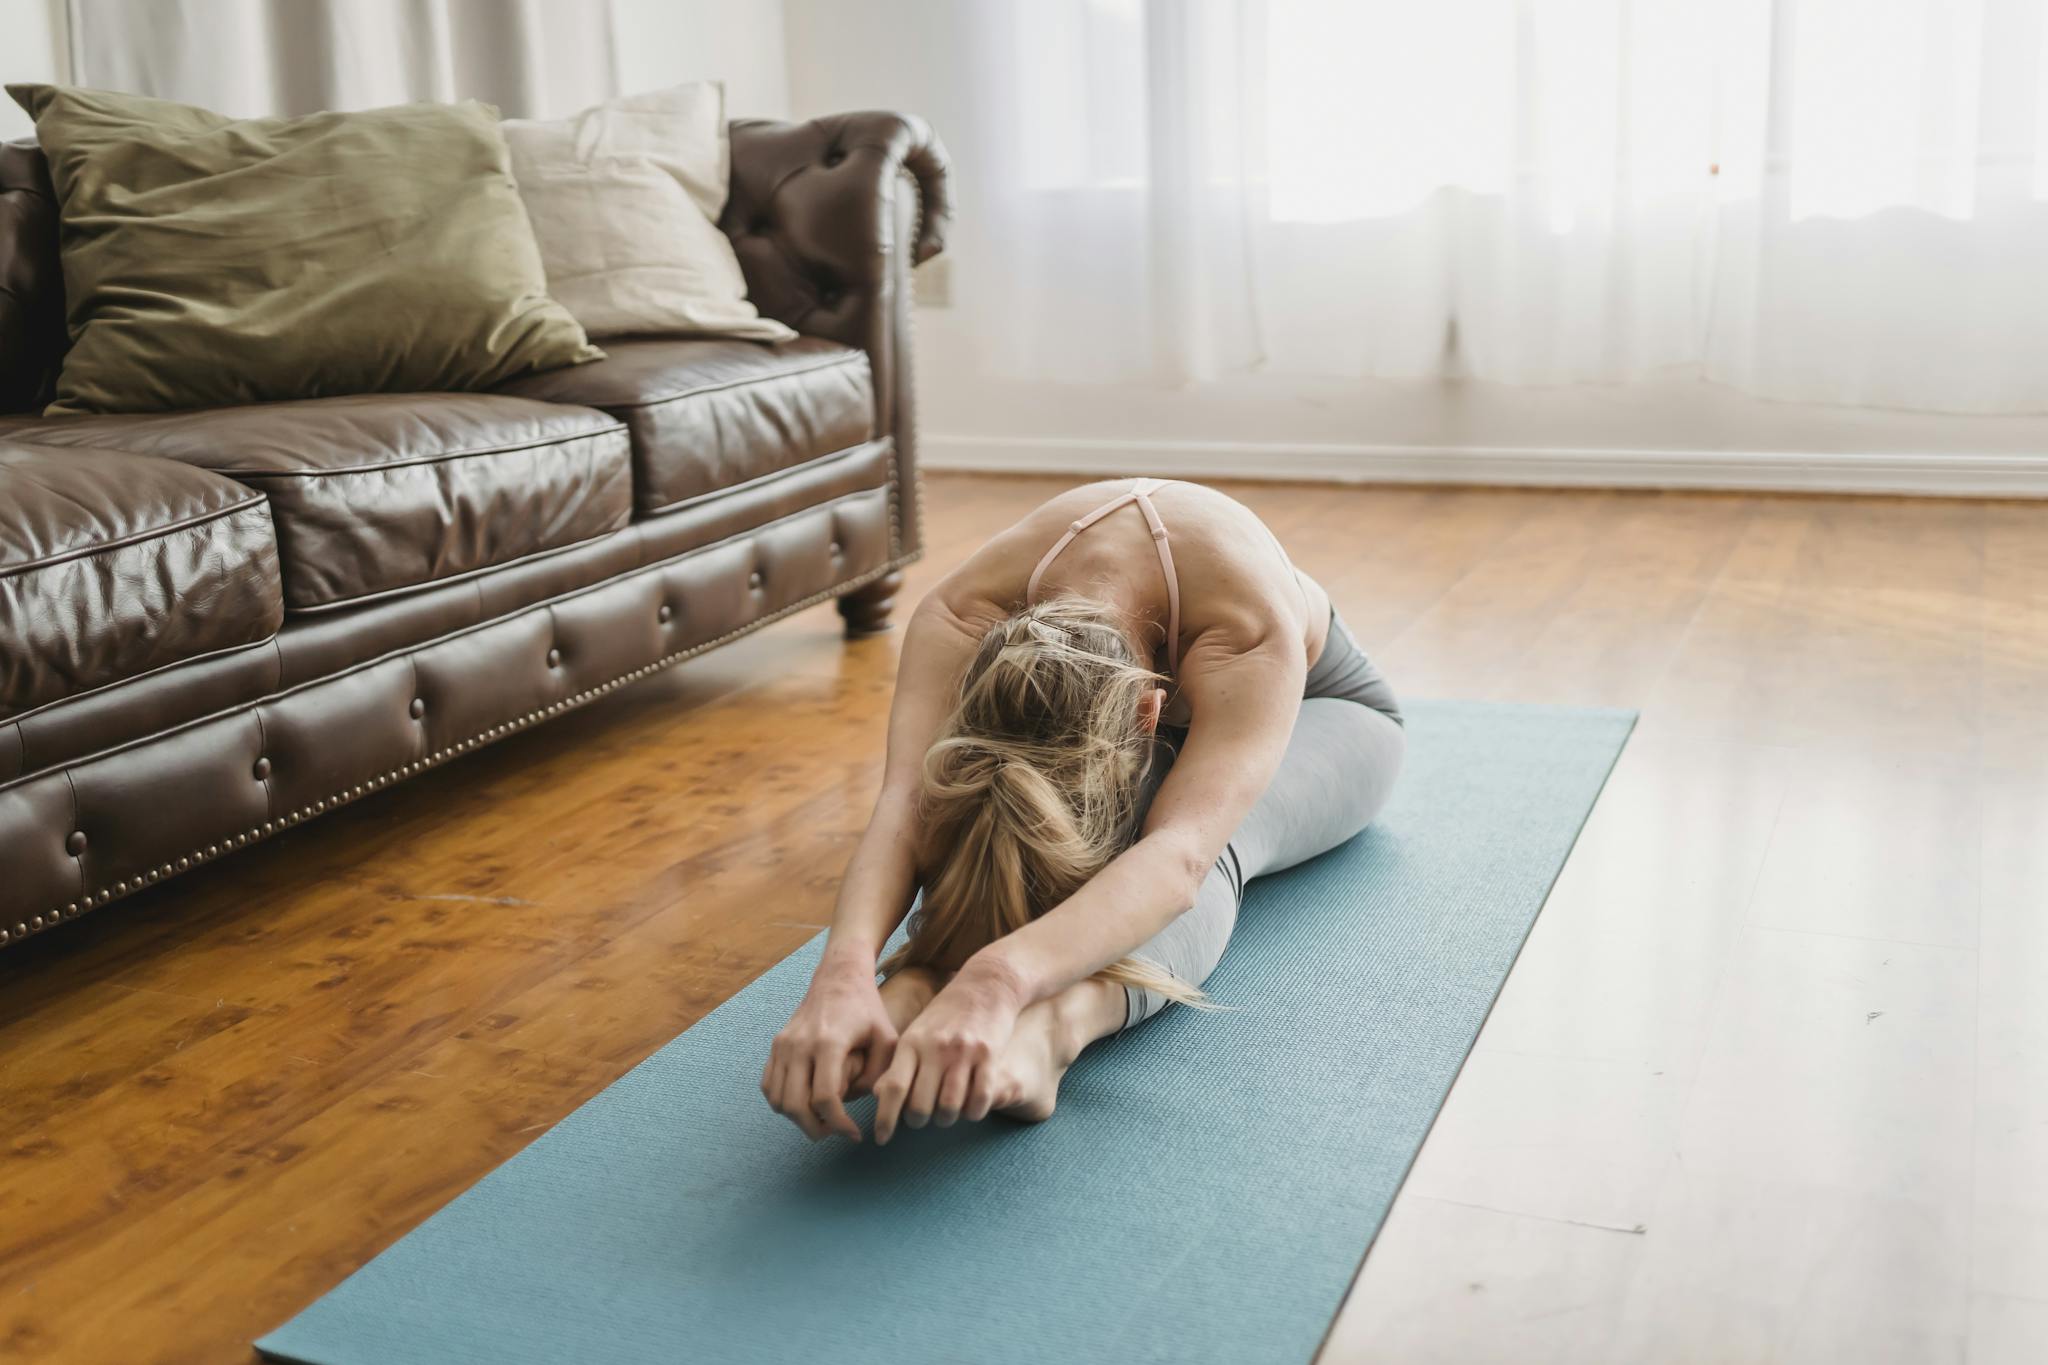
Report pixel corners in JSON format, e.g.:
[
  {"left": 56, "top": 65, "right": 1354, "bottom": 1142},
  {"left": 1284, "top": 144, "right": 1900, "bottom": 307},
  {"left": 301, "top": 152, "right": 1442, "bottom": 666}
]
[{"left": 0, "top": 112, "right": 952, "bottom": 950}]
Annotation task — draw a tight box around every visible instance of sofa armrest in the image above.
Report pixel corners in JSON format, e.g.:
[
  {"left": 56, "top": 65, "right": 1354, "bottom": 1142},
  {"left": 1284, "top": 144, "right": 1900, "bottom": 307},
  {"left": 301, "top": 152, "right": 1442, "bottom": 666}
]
[{"left": 722, "top": 112, "right": 953, "bottom": 559}]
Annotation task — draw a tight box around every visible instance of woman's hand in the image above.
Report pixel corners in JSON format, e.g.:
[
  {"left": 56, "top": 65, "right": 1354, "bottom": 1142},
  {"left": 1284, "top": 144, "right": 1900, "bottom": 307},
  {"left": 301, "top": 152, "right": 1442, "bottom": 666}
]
[
  {"left": 872, "top": 957, "right": 1029, "bottom": 1145},
  {"left": 763, "top": 953, "right": 897, "bottom": 1142}
]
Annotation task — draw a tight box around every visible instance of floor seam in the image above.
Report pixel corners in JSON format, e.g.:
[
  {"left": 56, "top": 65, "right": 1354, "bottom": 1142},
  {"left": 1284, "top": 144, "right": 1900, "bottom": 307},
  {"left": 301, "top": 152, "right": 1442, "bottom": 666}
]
[{"left": 1408, "top": 1193, "right": 1650, "bottom": 1236}]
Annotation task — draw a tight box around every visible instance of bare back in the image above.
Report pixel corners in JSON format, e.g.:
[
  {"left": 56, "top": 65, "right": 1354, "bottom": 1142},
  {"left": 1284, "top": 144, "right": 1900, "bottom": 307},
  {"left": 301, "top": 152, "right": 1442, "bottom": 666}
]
[{"left": 929, "top": 479, "right": 1331, "bottom": 722}]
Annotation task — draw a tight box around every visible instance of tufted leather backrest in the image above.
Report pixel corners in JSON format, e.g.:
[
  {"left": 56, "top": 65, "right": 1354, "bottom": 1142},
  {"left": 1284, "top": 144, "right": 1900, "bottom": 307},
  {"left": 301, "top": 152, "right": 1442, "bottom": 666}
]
[
  {"left": 722, "top": 112, "right": 950, "bottom": 335},
  {"left": 0, "top": 140, "right": 64, "bottom": 415},
  {"left": 722, "top": 112, "right": 952, "bottom": 556}
]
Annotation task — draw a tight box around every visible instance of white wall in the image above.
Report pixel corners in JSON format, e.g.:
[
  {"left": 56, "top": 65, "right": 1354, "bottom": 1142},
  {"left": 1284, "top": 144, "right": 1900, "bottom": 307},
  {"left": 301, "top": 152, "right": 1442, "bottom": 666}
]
[
  {"left": 782, "top": 0, "right": 2048, "bottom": 496},
  {"left": 0, "top": 0, "right": 69, "bottom": 140},
  {"left": 612, "top": 0, "right": 789, "bottom": 120},
  {"left": 907, "top": 369, "right": 2048, "bottom": 498}
]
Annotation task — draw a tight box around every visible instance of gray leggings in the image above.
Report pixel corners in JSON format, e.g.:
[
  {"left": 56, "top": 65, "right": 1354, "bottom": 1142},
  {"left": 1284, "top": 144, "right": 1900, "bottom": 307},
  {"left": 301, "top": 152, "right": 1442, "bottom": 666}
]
[{"left": 1121, "top": 609, "right": 1405, "bottom": 1029}]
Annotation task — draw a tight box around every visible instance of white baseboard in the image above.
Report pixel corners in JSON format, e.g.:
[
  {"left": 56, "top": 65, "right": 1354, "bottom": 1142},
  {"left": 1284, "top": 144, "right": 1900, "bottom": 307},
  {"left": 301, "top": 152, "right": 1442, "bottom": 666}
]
[{"left": 923, "top": 435, "right": 2048, "bottom": 498}]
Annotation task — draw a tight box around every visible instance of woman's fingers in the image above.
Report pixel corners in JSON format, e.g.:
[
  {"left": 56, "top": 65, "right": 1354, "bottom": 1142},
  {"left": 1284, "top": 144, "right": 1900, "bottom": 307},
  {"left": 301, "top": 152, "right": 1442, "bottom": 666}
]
[
  {"left": 776, "top": 1057, "right": 828, "bottom": 1141},
  {"left": 871, "top": 1049, "right": 919, "bottom": 1145},
  {"left": 902, "top": 1051, "right": 945, "bottom": 1130},
  {"left": 871, "top": 1037, "right": 1008, "bottom": 1143},
  {"left": 933, "top": 1060, "right": 972, "bottom": 1127},
  {"left": 963, "top": 1068, "right": 997, "bottom": 1123},
  {"left": 766, "top": 1040, "right": 872, "bottom": 1142},
  {"left": 808, "top": 1049, "right": 863, "bottom": 1142},
  {"left": 851, "top": 1032, "right": 895, "bottom": 1097}
]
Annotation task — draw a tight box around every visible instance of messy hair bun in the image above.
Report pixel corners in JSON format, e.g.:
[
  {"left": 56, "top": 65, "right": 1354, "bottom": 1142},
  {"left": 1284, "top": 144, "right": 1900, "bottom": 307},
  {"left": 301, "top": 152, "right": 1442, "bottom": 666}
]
[{"left": 878, "top": 596, "right": 1205, "bottom": 1007}]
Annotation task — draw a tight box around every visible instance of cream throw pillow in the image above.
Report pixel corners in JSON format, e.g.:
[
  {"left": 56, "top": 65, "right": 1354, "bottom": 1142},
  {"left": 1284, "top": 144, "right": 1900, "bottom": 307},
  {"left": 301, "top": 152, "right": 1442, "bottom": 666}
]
[{"left": 504, "top": 84, "right": 795, "bottom": 343}]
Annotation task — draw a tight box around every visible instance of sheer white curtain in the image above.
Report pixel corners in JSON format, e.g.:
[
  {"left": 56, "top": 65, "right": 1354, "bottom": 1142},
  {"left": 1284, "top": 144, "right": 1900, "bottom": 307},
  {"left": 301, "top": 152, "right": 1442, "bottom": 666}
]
[
  {"left": 67, "top": 0, "right": 619, "bottom": 120},
  {"left": 956, "top": 0, "right": 2048, "bottom": 414}
]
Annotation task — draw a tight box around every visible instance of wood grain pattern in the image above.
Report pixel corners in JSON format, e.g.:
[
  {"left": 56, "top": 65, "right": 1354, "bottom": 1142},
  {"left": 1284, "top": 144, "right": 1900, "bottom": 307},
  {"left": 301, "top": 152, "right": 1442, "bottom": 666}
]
[{"left": 2, "top": 475, "right": 2041, "bottom": 1364}]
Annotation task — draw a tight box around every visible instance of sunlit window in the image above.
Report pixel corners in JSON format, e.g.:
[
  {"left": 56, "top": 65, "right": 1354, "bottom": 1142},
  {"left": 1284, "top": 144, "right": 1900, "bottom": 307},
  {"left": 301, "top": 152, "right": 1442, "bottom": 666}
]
[
  {"left": 1266, "top": 0, "right": 1516, "bottom": 223},
  {"left": 1011, "top": 0, "right": 1147, "bottom": 191},
  {"left": 1010, "top": 0, "right": 2046, "bottom": 223},
  {"left": 1788, "top": 0, "right": 1982, "bottom": 220}
]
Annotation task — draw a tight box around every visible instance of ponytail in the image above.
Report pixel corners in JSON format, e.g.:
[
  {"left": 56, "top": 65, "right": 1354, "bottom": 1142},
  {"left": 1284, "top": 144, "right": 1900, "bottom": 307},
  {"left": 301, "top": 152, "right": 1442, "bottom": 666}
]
[{"left": 878, "top": 596, "right": 1208, "bottom": 1009}]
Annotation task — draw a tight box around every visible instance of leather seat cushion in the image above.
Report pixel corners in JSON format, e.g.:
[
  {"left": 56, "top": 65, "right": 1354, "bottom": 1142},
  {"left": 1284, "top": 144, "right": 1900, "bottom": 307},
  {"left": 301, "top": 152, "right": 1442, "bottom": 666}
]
[
  {"left": 1, "top": 394, "right": 633, "bottom": 612},
  {"left": 497, "top": 336, "right": 873, "bottom": 517},
  {"left": 0, "top": 438, "right": 283, "bottom": 717}
]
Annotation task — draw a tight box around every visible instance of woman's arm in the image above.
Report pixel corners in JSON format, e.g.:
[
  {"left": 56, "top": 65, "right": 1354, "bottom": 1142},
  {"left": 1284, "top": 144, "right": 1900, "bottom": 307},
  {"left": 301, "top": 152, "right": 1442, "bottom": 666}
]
[
  {"left": 762, "top": 591, "right": 987, "bottom": 1140},
  {"left": 970, "top": 631, "right": 1305, "bottom": 1002},
  {"left": 815, "top": 595, "right": 988, "bottom": 965}
]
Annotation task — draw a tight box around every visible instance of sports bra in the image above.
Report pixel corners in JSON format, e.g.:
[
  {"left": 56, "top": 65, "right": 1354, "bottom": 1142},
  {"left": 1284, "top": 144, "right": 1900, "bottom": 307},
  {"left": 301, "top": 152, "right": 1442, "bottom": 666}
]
[{"left": 1026, "top": 477, "right": 1183, "bottom": 671}]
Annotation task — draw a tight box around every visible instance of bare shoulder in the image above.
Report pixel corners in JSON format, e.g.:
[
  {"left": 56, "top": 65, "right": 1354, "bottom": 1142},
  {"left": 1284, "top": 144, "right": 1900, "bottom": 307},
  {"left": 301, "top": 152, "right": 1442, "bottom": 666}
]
[
  {"left": 1151, "top": 483, "right": 1313, "bottom": 635},
  {"left": 920, "top": 479, "right": 1138, "bottom": 620},
  {"left": 915, "top": 477, "right": 1321, "bottom": 671},
  {"left": 1158, "top": 481, "right": 1289, "bottom": 549},
  {"left": 1023, "top": 478, "right": 1285, "bottom": 580}
]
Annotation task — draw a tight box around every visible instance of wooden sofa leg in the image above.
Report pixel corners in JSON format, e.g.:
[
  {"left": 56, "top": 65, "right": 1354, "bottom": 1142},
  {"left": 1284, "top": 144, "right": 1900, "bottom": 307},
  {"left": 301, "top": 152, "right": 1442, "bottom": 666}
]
[{"left": 838, "top": 570, "right": 904, "bottom": 637}]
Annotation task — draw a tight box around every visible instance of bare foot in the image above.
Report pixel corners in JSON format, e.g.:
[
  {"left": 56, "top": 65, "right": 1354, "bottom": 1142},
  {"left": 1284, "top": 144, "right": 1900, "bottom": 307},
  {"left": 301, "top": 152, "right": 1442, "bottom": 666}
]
[
  {"left": 877, "top": 966, "right": 945, "bottom": 1031},
  {"left": 991, "top": 979, "right": 1127, "bottom": 1123},
  {"left": 990, "top": 1003, "right": 1069, "bottom": 1122}
]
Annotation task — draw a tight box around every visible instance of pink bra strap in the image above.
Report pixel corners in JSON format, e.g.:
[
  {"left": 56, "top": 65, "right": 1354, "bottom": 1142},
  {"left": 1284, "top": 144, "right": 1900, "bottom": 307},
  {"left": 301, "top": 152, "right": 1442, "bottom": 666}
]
[
  {"left": 1026, "top": 495, "right": 1128, "bottom": 603},
  {"left": 1025, "top": 479, "right": 1181, "bottom": 672},
  {"left": 1131, "top": 480, "right": 1180, "bottom": 672}
]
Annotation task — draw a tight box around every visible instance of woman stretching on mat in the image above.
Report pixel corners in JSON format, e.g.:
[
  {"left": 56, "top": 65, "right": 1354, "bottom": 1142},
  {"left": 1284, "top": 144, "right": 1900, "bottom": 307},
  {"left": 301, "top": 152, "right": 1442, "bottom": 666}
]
[{"left": 762, "top": 478, "right": 1404, "bottom": 1144}]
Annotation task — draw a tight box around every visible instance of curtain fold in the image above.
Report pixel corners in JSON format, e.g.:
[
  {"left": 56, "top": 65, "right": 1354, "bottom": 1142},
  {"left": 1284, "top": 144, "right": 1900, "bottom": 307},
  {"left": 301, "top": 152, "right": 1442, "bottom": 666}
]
[
  {"left": 66, "top": 0, "right": 619, "bottom": 121},
  {"left": 950, "top": 0, "right": 2048, "bottom": 414}
]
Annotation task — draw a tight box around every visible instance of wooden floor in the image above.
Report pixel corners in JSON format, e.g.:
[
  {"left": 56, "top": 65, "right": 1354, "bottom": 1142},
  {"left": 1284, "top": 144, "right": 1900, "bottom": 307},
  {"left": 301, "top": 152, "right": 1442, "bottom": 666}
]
[{"left": 3, "top": 474, "right": 2045, "bottom": 1364}]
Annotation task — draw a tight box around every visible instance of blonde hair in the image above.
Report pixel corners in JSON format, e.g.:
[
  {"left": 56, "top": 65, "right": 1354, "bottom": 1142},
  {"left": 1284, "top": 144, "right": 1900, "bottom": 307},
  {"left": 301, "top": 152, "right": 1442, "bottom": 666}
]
[{"left": 878, "top": 596, "right": 1206, "bottom": 1007}]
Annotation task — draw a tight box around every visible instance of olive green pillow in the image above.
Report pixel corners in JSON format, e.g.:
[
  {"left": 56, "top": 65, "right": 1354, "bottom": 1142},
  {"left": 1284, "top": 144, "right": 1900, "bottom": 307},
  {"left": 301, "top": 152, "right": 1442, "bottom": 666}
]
[{"left": 8, "top": 84, "right": 601, "bottom": 415}]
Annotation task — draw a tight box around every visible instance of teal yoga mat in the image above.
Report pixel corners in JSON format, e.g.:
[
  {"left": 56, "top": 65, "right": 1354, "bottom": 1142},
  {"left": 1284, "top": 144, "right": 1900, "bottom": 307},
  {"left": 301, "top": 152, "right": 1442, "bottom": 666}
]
[{"left": 258, "top": 700, "right": 1633, "bottom": 1365}]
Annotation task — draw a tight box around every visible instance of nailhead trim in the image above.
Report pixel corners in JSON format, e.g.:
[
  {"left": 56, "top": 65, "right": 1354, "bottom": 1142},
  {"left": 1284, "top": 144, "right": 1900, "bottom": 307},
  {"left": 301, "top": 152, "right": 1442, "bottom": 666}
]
[{"left": 8, "top": 552, "right": 914, "bottom": 948}]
